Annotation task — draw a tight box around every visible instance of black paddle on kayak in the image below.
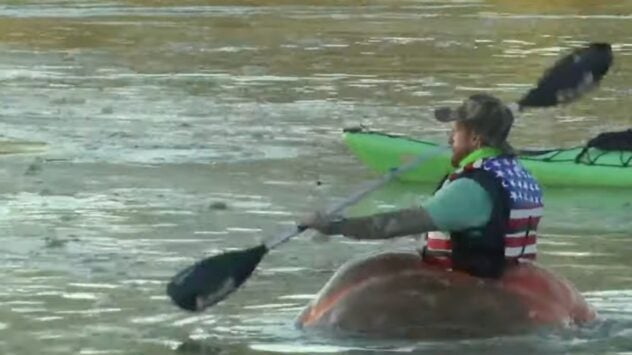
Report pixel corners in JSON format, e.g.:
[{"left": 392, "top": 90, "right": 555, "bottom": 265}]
[{"left": 166, "top": 42, "right": 613, "bottom": 312}]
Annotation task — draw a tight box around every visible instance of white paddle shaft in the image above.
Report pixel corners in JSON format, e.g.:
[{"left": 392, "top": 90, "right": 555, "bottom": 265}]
[{"left": 264, "top": 145, "right": 448, "bottom": 250}]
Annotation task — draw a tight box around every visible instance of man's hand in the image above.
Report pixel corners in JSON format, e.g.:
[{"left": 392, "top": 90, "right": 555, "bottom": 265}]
[{"left": 298, "top": 212, "right": 344, "bottom": 235}]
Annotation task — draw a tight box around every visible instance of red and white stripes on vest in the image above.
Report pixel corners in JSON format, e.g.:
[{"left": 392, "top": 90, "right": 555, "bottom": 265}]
[{"left": 424, "top": 156, "right": 543, "bottom": 268}]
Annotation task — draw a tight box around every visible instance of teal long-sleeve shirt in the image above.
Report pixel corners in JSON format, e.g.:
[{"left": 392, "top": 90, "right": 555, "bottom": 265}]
[{"left": 422, "top": 178, "right": 493, "bottom": 231}]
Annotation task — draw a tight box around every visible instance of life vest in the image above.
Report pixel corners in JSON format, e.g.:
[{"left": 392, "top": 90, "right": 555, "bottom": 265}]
[{"left": 424, "top": 156, "right": 543, "bottom": 277}]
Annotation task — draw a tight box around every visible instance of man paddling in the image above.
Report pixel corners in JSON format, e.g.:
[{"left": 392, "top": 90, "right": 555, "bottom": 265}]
[
  {"left": 166, "top": 43, "right": 612, "bottom": 314},
  {"left": 301, "top": 93, "right": 543, "bottom": 279}
]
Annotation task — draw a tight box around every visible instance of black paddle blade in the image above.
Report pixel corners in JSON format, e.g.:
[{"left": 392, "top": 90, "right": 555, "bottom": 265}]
[
  {"left": 518, "top": 42, "right": 613, "bottom": 109},
  {"left": 167, "top": 244, "right": 268, "bottom": 312}
]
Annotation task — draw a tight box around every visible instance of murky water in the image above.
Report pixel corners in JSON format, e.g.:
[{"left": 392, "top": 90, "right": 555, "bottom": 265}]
[{"left": 0, "top": 0, "right": 631, "bottom": 354}]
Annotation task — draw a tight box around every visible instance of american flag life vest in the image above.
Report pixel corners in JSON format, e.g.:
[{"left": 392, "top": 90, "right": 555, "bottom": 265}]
[{"left": 424, "top": 156, "right": 543, "bottom": 268}]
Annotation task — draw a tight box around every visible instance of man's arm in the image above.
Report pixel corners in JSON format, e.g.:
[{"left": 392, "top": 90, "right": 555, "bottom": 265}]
[
  {"left": 329, "top": 207, "right": 437, "bottom": 239},
  {"left": 300, "top": 177, "right": 493, "bottom": 240}
]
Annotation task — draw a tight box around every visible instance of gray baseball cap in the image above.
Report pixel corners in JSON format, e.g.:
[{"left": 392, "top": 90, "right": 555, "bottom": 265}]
[{"left": 434, "top": 93, "right": 515, "bottom": 154}]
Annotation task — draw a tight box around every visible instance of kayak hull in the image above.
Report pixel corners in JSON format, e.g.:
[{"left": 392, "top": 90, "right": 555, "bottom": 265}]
[
  {"left": 343, "top": 130, "right": 632, "bottom": 188},
  {"left": 296, "top": 252, "right": 595, "bottom": 339}
]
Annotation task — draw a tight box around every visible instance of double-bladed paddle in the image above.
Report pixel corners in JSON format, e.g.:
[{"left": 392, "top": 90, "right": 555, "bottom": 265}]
[{"left": 166, "top": 42, "right": 613, "bottom": 312}]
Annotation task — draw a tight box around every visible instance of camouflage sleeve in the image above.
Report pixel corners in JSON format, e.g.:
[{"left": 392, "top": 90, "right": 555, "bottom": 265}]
[{"left": 331, "top": 207, "right": 437, "bottom": 240}]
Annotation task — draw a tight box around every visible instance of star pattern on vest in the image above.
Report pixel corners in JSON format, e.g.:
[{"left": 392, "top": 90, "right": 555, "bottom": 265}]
[{"left": 483, "top": 157, "right": 543, "bottom": 207}]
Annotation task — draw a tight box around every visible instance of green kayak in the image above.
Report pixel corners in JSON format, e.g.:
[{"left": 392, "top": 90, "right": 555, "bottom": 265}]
[{"left": 343, "top": 130, "right": 632, "bottom": 188}]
